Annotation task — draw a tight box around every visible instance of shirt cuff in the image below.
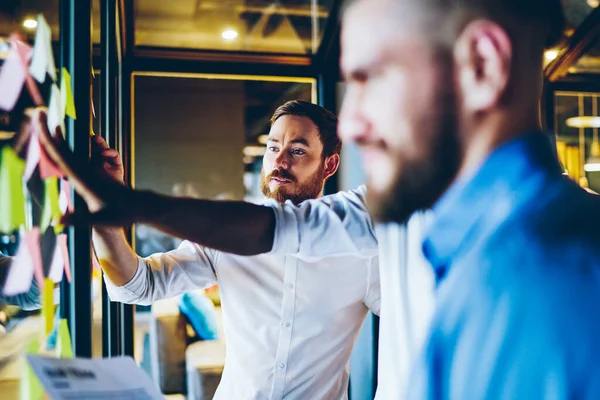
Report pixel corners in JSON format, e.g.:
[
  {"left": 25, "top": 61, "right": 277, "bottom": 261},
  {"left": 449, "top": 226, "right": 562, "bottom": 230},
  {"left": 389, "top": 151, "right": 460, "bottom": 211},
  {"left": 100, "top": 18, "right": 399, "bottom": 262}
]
[
  {"left": 267, "top": 201, "right": 300, "bottom": 254},
  {"left": 103, "top": 256, "right": 146, "bottom": 303}
]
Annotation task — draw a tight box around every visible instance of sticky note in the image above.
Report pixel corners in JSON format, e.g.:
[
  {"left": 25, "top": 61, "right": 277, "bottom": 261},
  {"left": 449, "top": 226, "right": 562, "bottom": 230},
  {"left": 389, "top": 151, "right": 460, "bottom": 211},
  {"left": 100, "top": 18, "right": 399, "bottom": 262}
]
[
  {"left": 47, "top": 241, "right": 64, "bottom": 283},
  {"left": 56, "top": 319, "right": 73, "bottom": 359},
  {"left": 58, "top": 233, "right": 72, "bottom": 282},
  {"left": 21, "top": 337, "right": 44, "bottom": 400},
  {"left": 0, "top": 45, "right": 26, "bottom": 111},
  {"left": 59, "top": 179, "right": 73, "bottom": 214},
  {"left": 2, "top": 233, "right": 35, "bottom": 296},
  {"left": 24, "top": 132, "right": 42, "bottom": 180},
  {"left": 30, "top": 14, "right": 56, "bottom": 83},
  {"left": 0, "top": 146, "right": 26, "bottom": 233},
  {"left": 42, "top": 278, "right": 54, "bottom": 336},
  {"left": 13, "top": 38, "right": 44, "bottom": 107},
  {"left": 46, "top": 83, "right": 65, "bottom": 137},
  {"left": 24, "top": 228, "right": 45, "bottom": 289},
  {"left": 60, "top": 68, "right": 76, "bottom": 119},
  {"left": 40, "top": 177, "right": 63, "bottom": 235}
]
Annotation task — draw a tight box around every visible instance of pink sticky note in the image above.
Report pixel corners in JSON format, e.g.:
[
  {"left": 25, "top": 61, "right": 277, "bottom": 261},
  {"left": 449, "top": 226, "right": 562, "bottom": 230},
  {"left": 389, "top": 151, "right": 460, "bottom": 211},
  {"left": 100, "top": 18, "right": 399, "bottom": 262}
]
[
  {"left": 12, "top": 38, "right": 43, "bottom": 107},
  {"left": 2, "top": 235, "right": 35, "bottom": 296},
  {"left": 24, "top": 131, "right": 41, "bottom": 180},
  {"left": 0, "top": 46, "right": 26, "bottom": 111},
  {"left": 59, "top": 179, "right": 73, "bottom": 214},
  {"left": 25, "top": 228, "right": 44, "bottom": 289},
  {"left": 35, "top": 120, "right": 64, "bottom": 180},
  {"left": 58, "top": 234, "right": 71, "bottom": 283}
]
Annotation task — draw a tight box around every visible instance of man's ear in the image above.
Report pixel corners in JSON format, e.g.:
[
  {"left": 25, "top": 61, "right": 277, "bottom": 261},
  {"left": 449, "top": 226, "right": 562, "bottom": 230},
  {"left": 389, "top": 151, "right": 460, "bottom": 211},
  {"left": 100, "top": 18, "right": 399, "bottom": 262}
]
[
  {"left": 324, "top": 153, "right": 340, "bottom": 179},
  {"left": 454, "top": 20, "right": 512, "bottom": 112}
]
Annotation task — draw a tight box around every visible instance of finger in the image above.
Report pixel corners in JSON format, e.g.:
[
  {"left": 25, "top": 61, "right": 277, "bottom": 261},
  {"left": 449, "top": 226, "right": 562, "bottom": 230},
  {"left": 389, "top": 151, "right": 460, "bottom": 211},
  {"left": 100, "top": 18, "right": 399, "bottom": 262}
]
[
  {"left": 100, "top": 149, "right": 120, "bottom": 160},
  {"left": 92, "top": 134, "right": 110, "bottom": 150},
  {"left": 35, "top": 109, "right": 104, "bottom": 204}
]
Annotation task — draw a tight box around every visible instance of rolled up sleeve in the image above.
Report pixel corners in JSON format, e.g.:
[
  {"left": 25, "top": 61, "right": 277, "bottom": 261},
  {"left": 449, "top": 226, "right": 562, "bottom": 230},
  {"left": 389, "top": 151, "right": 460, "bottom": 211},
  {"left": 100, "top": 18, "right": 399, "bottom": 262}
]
[{"left": 104, "top": 240, "right": 219, "bottom": 305}]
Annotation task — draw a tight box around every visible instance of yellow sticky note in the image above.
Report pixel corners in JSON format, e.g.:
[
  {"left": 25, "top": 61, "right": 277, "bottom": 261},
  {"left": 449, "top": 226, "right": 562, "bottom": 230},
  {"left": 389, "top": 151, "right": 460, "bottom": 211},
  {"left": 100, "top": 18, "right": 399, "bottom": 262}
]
[
  {"left": 40, "top": 177, "right": 63, "bottom": 235},
  {"left": 21, "top": 337, "right": 44, "bottom": 400},
  {"left": 56, "top": 319, "right": 74, "bottom": 359},
  {"left": 42, "top": 278, "right": 54, "bottom": 337},
  {"left": 0, "top": 146, "right": 26, "bottom": 233},
  {"left": 61, "top": 67, "right": 76, "bottom": 119}
]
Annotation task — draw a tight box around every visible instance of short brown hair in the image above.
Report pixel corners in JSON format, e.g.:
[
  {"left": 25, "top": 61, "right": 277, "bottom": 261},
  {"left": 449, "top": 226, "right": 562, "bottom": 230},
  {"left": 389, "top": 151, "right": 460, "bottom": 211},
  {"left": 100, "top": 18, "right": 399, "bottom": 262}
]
[
  {"left": 270, "top": 101, "right": 341, "bottom": 159},
  {"left": 419, "top": 0, "right": 565, "bottom": 49}
]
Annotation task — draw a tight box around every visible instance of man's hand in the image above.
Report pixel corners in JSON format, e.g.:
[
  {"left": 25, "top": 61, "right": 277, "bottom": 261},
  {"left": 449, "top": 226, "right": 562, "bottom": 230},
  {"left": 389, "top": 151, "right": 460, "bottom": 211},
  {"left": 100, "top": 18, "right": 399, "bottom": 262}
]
[
  {"left": 34, "top": 109, "right": 146, "bottom": 224},
  {"left": 91, "top": 135, "right": 124, "bottom": 184}
]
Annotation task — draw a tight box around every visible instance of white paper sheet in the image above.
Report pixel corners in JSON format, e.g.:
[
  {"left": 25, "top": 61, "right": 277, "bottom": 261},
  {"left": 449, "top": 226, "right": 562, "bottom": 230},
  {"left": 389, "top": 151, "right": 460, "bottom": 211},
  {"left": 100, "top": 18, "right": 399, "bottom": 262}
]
[{"left": 26, "top": 355, "right": 164, "bottom": 400}]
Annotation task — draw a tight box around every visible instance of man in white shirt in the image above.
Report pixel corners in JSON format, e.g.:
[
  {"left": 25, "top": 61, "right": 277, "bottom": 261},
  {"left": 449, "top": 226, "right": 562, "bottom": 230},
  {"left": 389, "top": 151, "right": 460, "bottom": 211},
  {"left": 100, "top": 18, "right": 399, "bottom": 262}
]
[{"left": 37, "top": 101, "right": 380, "bottom": 399}]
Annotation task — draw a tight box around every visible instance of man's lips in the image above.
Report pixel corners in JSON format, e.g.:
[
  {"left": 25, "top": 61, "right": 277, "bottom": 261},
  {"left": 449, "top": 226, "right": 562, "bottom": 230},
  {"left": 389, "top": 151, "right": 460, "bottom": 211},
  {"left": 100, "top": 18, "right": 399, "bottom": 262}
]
[{"left": 271, "top": 177, "right": 291, "bottom": 185}]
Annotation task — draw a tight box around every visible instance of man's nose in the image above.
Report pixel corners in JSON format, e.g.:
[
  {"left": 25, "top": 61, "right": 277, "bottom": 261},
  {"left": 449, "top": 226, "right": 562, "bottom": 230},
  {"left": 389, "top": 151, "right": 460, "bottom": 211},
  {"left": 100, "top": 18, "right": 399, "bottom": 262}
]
[
  {"left": 339, "top": 93, "right": 370, "bottom": 144},
  {"left": 274, "top": 151, "right": 291, "bottom": 170}
]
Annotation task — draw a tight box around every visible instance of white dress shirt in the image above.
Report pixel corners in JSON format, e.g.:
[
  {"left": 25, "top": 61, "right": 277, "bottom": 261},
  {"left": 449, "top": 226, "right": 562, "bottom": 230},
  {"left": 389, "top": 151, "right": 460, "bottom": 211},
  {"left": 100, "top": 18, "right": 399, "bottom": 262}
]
[
  {"left": 105, "top": 186, "right": 380, "bottom": 400},
  {"left": 374, "top": 215, "right": 435, "bottom": 399}
]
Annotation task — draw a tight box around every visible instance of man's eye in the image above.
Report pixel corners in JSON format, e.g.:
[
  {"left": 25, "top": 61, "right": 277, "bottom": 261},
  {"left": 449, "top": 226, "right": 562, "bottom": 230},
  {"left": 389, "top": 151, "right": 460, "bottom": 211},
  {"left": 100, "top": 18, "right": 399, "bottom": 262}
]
[
  {"left": 291, "top": 149, "right": 306, "bottom": 155},
  {"left": 268, "top": 147, "right": 279, "bottom": 152}
]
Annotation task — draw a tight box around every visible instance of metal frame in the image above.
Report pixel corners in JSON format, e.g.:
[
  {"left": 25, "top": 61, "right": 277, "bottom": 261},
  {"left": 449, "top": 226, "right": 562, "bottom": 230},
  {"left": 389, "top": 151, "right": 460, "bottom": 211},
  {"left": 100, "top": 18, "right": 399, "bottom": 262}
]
[
  {"left": 100, "top": 0, "right": 122, "bottom": 358},
  {"left": 61, "top": 0, "right": 93, "bottom": 358}
]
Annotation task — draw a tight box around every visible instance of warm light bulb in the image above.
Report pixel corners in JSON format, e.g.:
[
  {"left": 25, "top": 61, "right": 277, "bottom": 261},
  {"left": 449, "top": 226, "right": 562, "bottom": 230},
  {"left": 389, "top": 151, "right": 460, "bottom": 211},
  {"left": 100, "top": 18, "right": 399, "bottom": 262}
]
[
  {"left": 587, "top": 0, "right": 599, "bottom": 8},
  {"left": 544, "top": 49, "right": 559, "bottom": 62},
  {"left": 222, "top": 29, "right": 238, "bottom": 41},
  {"left": 23, "top": 19, "right": 38, "bottom": 29}
]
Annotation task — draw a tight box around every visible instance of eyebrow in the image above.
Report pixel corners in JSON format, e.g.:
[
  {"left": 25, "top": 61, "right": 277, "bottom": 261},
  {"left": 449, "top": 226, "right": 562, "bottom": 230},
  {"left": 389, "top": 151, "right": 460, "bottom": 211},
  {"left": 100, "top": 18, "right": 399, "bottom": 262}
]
[{"left": 267, "top": 137, "right": 310, "bottom": 146}]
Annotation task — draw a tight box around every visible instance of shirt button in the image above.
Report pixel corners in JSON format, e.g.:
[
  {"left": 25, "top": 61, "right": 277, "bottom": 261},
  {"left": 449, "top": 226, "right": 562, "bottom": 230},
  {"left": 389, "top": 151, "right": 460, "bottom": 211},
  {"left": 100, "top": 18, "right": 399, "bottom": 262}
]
[
  {"left": 286, "top": 282, "right": 294, "bottom": 289},
  {"left": 284, "top": 321, "right": 291, "bottom": 328},
  {"left": 278, "top": 363, "right": 285, "bottom": 369}
]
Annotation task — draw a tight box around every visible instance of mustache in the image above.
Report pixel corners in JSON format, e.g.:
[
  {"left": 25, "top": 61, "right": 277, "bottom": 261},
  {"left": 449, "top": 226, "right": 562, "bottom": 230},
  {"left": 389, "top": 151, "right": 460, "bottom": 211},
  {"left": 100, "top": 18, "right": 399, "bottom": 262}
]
[{"left": 268, "top": 169, "right": 296, "bottom": 182}]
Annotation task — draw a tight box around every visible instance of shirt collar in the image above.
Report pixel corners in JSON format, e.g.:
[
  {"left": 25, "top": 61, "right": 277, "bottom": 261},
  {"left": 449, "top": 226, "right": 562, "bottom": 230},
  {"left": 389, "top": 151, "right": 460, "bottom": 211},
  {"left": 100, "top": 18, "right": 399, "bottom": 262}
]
[{"left": 422, "top": 132, "right": 562, "bottom": 282}]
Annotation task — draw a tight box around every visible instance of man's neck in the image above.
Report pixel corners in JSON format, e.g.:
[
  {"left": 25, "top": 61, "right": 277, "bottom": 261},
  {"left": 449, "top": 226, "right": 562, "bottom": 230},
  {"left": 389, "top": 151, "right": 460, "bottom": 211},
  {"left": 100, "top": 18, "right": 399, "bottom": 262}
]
[{"left": 456, "top": 109, "right": 541, "bottom": 181}]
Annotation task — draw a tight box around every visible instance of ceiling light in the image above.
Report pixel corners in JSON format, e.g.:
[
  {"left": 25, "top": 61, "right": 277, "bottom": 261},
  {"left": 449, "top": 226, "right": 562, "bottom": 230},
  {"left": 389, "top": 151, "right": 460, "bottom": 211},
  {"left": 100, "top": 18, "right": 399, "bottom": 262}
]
[
  {"left": 544, "top": 49, "right": 559, "bottom": 62},
  {"left": 257, "top": 134, "right": 269, "bottom": 144},
  {"left": 565, "top": 116, "right": 600, "bottom": 129},
  {"left": 23, "top": 19, "right": 38, "bottom": 29},
  {"left": 222, "top": 29, "right": 238, "bottom": 41},
  {"left": 587, "top": 0, "right": 599, "bottom": 8}
]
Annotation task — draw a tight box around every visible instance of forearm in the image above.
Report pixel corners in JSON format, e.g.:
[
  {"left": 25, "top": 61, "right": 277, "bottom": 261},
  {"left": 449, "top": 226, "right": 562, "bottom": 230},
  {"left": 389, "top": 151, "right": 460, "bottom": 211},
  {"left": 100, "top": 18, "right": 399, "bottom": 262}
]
[
  {"left": 92, "top": 227, "right": 138, "bottom": 286},
  {"left": 138, "top": 191, "right": 276, "bottom": 256}
]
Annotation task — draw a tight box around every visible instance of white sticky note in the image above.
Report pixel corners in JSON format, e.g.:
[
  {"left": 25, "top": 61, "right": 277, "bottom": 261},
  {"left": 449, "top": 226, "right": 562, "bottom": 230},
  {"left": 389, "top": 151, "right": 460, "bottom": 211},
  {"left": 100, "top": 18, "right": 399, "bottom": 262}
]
[
  {"left": 47, "top": 84, "right": 65, "bottom": 136},
  {"left": 24, "top": 132, "right": 41, "bottom": 180},
  {"left": 29, "top": 14, "right": 56, "bottom": 83},
  {"left": 2, "top": 233, "right": 35, "bottom": 296},
  {"left": 0, "top": 45, "right": 26, "bottom": 111}
]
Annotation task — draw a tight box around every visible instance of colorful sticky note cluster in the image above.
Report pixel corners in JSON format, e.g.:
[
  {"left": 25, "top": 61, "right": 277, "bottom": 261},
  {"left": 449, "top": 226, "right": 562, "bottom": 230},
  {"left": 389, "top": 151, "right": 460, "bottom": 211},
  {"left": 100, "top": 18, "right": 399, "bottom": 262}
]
[{"left": 0, "top": 146, "right": 26, "bottom": 233}]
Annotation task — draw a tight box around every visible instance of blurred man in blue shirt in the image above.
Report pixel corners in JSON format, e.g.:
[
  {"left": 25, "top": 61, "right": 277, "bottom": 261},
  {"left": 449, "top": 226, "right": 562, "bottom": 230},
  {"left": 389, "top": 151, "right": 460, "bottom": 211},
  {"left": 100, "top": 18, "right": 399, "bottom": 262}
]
[{"left": 339, "top": 0, "right": 600, "bottom": 398}]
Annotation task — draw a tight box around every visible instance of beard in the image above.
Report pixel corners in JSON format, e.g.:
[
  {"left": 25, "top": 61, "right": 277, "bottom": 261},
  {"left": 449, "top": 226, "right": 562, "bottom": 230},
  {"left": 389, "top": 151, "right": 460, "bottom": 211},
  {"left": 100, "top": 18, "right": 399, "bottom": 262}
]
[
  {"left": 261, "top": 164, "right": 326, "bottom": 205},
  {"left": 368, "top": 82, "right": 461, "bottom": 224}
]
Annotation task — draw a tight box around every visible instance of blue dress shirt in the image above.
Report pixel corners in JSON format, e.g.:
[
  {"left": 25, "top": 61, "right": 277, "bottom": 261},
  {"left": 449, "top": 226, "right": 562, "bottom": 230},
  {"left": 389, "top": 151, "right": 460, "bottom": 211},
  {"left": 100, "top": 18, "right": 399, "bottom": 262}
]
[{"left": 409, "top": 133, "right": 600, "bottom": 399}]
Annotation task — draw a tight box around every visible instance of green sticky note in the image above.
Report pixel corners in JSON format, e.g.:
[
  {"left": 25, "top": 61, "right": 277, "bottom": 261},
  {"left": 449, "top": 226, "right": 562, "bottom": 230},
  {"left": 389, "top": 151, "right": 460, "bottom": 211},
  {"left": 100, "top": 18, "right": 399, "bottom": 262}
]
[
  {"left": 0, "top": 146, "right": 26, "bottom": 234},
  {"left": 21, "top": 337, "right": 44, "bottom": 400},
  {"left": 61, "top": 67, "right": 76, "bottom": 120},
  {"left": 40, "top": 177, "right": 63, "bottom": 234},
  {"left": 56, "top": 319, "right": 74, "bottom": 359}
]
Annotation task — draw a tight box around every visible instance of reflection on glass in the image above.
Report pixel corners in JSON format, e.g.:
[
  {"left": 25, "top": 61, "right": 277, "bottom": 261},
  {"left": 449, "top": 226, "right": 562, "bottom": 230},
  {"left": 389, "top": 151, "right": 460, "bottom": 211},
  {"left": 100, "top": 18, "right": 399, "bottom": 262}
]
[
  {"left": 555, "top": 91, "right": 600, "bottom": 192},
  {"left": 134, "top": 0, "right": 335, "bottom": 53}
]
